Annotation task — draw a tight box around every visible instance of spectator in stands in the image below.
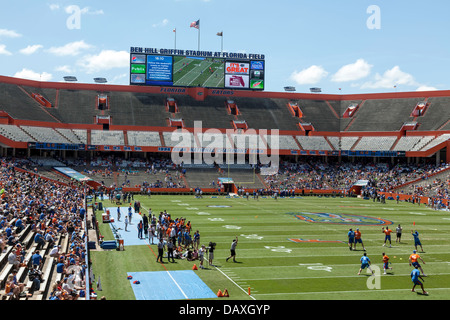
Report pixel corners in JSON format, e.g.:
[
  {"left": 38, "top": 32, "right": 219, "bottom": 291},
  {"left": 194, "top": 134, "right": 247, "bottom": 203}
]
[
  {"left": 56, "top": 257, "right": 66, "bottom": 275},
  {"left": 14, "top": 243, "right": 25, "bottom": 264},
  {"left": 5, "top": 223, "right": 12, "bottom": 238},
  {"left": 49, "top": 245, "right": 61, "bottom": 259},
  {"left": 45, "top": 230, "right": 56, "bottom": 247},
  {"left": 48, "top": 280, "right": 62, "bottom": 300},
  {"left": 34, "top": 231, "right": 45, "bottom": 250},
  {"left": 5, "top": 274, "right": 21, "bottom": 299},
  {"left": 9, "top": 271, "right": 26, "bottom": 298},
  {"left": 0, "top": 231, "right": 6, "bottom": 253},
  {"left": 7, "top": 232, "right": 17, "bottom": 246},
  {"left": 14, "top": 217, "right": 24, "bottom": 233},
  {"left": 8, "top": 249, "right": 20, "bottom": 271},
  {"left": 31, "top": 250, "right": 43, "bottom": 269},
  {"left": 28, "top": 265, "right": 43, "bottom": 295}
]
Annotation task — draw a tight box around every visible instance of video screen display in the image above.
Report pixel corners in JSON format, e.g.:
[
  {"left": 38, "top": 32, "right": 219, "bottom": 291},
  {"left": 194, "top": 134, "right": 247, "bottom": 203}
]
[{"left": 130, "top": 48, "right": 264, "bottom": 90}]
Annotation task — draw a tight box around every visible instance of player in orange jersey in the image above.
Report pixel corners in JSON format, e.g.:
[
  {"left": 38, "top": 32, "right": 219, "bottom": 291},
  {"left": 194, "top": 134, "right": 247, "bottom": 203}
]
[
  {"left": 382, "top": 252, "right": 392, "bottom": 274},
  {"left": 409, "top": 250, "right": 426, "bottom": 276},
  {"left": 382, "top": 226, "right": 393, "bottom": 248},
  {"left": 354, "top": 228, "right": 366, "bottom": 251}
]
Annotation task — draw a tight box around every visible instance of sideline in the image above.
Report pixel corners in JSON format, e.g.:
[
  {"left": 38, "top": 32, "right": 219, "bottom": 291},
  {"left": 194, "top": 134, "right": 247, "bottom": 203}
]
[{"left": 214, "top": 265, "right": 256, "bottom": 300}]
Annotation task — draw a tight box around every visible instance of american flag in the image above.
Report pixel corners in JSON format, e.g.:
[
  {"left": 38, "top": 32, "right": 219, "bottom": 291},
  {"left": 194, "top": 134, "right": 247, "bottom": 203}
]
[{"left": 190, "top": 19, "right": 199, "bottom": 29}]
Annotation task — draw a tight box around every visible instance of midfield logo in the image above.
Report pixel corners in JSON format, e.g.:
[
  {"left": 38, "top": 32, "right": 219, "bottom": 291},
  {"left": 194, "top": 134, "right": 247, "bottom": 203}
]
[{"left": 287, "top": 212, "right": 393, "bottom": 226}]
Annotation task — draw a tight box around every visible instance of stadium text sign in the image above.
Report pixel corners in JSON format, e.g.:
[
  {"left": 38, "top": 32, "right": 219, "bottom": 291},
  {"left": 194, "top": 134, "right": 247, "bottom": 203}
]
[{"left": 130, "top": 47, "right": 265, "bottom": 60}]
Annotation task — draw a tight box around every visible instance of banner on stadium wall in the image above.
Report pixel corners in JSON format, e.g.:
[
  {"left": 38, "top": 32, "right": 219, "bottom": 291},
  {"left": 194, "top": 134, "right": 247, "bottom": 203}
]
[
  {"left": 54, "top": 167, "right": 92, "bottom": 182},
  {"left": 342, "top": 150, "right": 406, "bottom": 157},
  {"left": 28, "top": 142, "right": 85, "bottom": 151}
]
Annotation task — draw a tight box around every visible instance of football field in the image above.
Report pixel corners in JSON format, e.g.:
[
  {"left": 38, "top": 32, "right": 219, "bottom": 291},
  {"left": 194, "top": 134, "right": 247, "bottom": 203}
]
[
  {"left": 173, "top": 56, "right": 224, "bottom": 88},
  {"left": 90, "top": 195, "right": 450, "bottom": 300}
]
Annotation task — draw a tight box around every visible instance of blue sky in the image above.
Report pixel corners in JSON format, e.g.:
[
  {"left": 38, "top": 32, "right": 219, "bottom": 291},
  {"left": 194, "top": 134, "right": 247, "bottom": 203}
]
[{"left": 1, "top": 0, "right": 449, "bottom": 93}]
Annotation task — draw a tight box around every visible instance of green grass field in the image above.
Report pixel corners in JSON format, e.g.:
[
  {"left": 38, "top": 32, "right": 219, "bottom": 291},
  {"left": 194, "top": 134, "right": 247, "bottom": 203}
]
[
  {"left": 173, "top": 56, "right": 224, "bottom": 88},
  {"left": 90, "top": 195, "right": 450, "bottom": 300}
]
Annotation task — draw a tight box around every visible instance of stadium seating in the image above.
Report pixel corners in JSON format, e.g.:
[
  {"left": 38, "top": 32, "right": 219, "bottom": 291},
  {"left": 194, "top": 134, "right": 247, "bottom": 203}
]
[
  {"left": 352, "top": 136, "right": 397, "bottom": 151},
  {"left": 296, "top": 136, "right": 333, "bottom": 151},
  {"left": 327, "top": 136, "right": 359, "bottom": 150},
  {"left": 127, "top": 131, "right": 161, "bottom": 147},
  {"left": 0, "top": 124, "right": 35, "bottom": 142},
  {"left": 21, "top": 126, "right": 71, "bottom": 144},
  {"left": 0, "top": 83, "right": 57, "bottom": 123},
  {"left": 419, "top": 134, "right": 450, "bottom": 151},
  {"left": 55, "top": 128, "right": 86, "bottom": 144},
  {"left": 264, "top": 134, "right": 298, "bottom": 150},
  {"left": 90, "top": 130, "right": 125, "bottom": 146},
  {"left": 343, "top": 98, "right": 421, "bottom": 132},
  {"left": 163, "top": 130, "right": 196, "bottom": 147},
  {"left": 229, "top": 133, "right": 266, "bottom": 149},
  {"left": 415, "top": 97, "right": 450, "bottom": 130},
  {"left": 392, "top": 136, "right": 424, "bottom": 151}
]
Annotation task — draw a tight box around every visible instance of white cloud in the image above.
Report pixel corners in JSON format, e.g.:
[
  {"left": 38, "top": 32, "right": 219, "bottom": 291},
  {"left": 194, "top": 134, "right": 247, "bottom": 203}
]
[
  {"left": 0, "top": 44, "right": 12, "bottom": 55},
  {"left": 77, "top": 50, "right": 129, "bottom": 74},
  {"left": 152, "top": 19, "right": 169, "bottom": 28},
  {"left": 65, "top": 5, "right": 104, "bottom": 15},
  {"left": 14, "top": 68, "right": 52, "bottom": 81},
  {"left": 290, "top": 65, "right": 328, "bottom": 85},
  {"left": 360, "top": 66, "right": 418, "bottom": 89},
  {"left": 47, "top": 40, "right": 93, "bottom": 56},
  {"left": 49, "top": 4, "right": 60, "bottom": 10},
  {"left": 54, "top": 65, "right": 73, "bottom": 73},
  {"left": 0, "top": 28, "right": 21, "bottom": 38},
  {"left": 84, "top": 7, "right": 104, "bottom": 15},
  {"left": 111, "top": 73, "right": 128, "bottom": 85},
  {"left": 19, "top": 44, "right": 43, "bottom": 55},
  {"left": 416, "top": 85, "right": 438, "bottom": 92},
  {"left": 331, "top": 59, "right": 372, "bottom": 82}
]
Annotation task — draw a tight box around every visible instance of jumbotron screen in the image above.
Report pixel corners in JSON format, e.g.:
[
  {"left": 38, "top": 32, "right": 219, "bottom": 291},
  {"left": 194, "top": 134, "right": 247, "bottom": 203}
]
[{"left": 129, "top": 47, "right": 265, "bottom": 90}]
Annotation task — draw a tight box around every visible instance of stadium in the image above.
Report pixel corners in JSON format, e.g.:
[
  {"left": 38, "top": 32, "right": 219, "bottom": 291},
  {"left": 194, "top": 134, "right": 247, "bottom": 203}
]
[
  {"left": 1, "top": 17, "right": 450, "bottom": 309},
  {"left": 1, "top": 62, "right": 450, "bottom": 303}
]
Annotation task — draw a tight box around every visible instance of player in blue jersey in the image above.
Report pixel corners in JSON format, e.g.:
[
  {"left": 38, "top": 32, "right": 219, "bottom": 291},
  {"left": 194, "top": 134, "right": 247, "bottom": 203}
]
[
  {"left": 358, "top": 252, "right": 374, "bottom": 275},
  {"left": 411, "top": 265, "right": 428, "bottom": 294},
  {"left": 411, "top": 230, "right": 424, "bottom": 252},
  {"left": 348, "top": 228, "right": 355, "bottom": 251}
]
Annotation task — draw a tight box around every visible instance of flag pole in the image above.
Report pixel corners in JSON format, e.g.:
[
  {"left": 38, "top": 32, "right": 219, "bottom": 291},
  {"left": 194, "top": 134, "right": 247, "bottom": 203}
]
[
  {"left": 217, "top": 31, "right": 223, "bottom": 54},
  {"left": 174, "top": 28, "right": 177, "bottom": 50},
  {"left": 198, "top": 20, "right": 200, "bottom": 51}
]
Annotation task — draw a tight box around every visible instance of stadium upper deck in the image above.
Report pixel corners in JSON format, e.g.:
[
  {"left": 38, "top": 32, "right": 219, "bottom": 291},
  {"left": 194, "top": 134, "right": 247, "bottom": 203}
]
[{"left": 1, "top": 75, "right": 450, "bottom": 161}]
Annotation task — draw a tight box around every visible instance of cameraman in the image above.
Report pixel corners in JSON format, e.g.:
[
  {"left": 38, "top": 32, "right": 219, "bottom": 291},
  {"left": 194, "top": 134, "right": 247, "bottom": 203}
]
[{"left": 207, "top": 241, "right": 216, "bottom": 267}]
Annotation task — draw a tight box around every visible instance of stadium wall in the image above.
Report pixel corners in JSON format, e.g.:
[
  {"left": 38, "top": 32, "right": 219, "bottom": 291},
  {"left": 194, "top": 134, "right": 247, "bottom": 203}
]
[
  {"left": 2, "top": 75, "right": 450, "bottom": 159},
  {"left": 4, "top": 74, "right": 450, "bottom": 103}
]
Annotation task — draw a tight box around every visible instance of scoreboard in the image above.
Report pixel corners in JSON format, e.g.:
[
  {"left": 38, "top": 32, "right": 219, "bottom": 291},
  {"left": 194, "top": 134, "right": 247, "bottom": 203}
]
[{"left": 130, "top": 47, "right": 265, "bottom": 90}]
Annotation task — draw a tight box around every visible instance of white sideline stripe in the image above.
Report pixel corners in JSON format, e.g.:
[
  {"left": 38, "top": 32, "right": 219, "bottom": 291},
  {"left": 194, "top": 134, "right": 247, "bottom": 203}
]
[
  {"left": 166, "top": 271, "right": 188, "bottom": 300},
  {"left": 238, "top": 272, "right": 450, "bottom": 281},
  {"left": 253, "top": 287, "right": 450, "bottom": 296},
  {"left": 215, "top": 266, "right": 256, "bottom": 300}
]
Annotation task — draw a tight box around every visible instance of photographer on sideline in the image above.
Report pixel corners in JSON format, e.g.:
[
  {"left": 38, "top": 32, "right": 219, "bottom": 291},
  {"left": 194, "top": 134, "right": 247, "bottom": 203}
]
[{"left": 207, "top": 241, "right": 216, "bottom": 267}]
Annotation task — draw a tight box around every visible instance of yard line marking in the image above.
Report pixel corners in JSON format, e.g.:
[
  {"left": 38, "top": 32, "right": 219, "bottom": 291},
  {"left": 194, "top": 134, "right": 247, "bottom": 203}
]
[{"left": 215, "top": 266, "right": 256, "bottom": 300}]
